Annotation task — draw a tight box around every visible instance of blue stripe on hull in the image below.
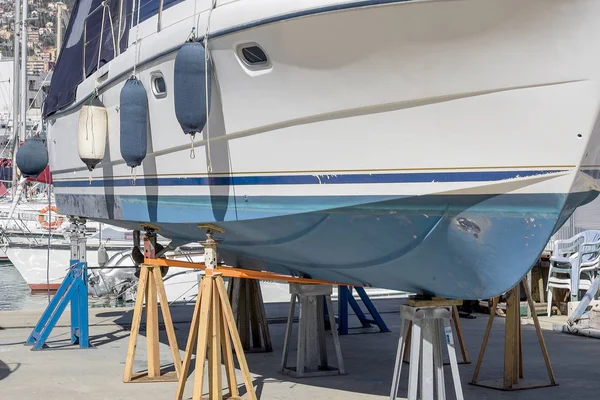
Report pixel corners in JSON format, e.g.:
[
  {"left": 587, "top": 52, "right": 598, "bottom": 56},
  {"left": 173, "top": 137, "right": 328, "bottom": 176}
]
[
  {"left": 53, "top": 169, "right": 565, "bottom": 188},
  {"left": 56, "top": 190, "right": 598, "bottom": 299}
]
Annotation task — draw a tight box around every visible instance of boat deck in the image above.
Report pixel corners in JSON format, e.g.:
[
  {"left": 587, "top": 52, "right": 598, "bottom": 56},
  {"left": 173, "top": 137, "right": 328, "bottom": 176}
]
[{"left": 0, "top": 299, "right": 594, "bottom": 399}]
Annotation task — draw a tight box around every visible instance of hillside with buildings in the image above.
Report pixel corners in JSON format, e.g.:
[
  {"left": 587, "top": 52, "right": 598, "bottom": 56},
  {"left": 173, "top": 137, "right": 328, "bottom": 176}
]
[
  {"left": 0, "top": 0, "right": 75, "bottom": 121},
  {"left": 0, "top": 0, "right": 74, "bottom": 74}
]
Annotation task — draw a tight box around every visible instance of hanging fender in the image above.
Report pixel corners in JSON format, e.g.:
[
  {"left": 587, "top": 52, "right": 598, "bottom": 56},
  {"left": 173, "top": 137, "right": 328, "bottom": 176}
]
[
  {"left": 119, "top": 76, "right": 149, "bottom": 169},
  {"left": 173, "top": 41, "right": 211, "bottom": 136},
  {"left": 78, "top": 97, "right": 108, "bottom": 171},
  {"left": 16, "top": 137, "right": 49, "bottom": 178}
]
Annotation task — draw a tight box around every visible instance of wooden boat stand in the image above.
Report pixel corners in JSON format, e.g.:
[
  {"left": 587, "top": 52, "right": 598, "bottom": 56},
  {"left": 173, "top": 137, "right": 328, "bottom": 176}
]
[
  {"left": 390, "top": 297, "right": 465, "bottom": 400},
  {"left": 123, "top": 229, "right": 182, "bottom": 383},
  {"left": 470, "top": 277, "right": 558, "bottom": 391},
  {"left": 138, "top": 225, "right": 352, "bottom": 398},
  {"left": 402, "top": 305, "right": 470, "bottom": 365},
  {"left": 227, "top": 277, "right": 273, "bottom": 353},
  {"left": 175, "top": 226, "right": 257, "bottom": 400},
  {"left": 175, "top": 270, "right": 257, "bottom": 399}
]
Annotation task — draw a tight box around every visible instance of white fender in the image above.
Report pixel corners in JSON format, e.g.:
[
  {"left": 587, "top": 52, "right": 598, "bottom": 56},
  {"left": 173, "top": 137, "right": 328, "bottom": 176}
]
[{"left": 78, "top": 97, "right": 108, "bottom": 171}]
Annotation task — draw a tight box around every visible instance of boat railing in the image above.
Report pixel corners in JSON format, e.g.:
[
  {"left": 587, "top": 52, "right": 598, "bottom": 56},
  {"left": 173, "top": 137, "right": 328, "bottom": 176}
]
[
  {"left": 6, "top": 217, "right": 43, "bottom": 246},
  {"left": 0, "top": 204, "right": 65, "bottom": 247},
  {"left": 81, "top": 0, "right": 177, "bottom": 79},
  {"left": 82, "top": 0, "right": 120, "bottom": 79},
  {"left": 157, "top": 0, "right": 164, "bottom": 32},
  {"left": 0, "top": 220, "right": 42, "bottom": 247}
]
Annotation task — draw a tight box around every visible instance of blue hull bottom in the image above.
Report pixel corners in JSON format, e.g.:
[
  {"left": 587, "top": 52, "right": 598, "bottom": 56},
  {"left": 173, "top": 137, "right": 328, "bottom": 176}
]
[{"left": 57, "top": 190, "right": 598, "bottom": 299}]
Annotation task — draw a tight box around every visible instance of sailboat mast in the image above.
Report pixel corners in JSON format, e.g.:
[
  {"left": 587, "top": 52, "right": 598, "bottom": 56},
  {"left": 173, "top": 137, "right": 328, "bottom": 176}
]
[
  {"left": 11, "top": 0, "right": 21, "bottom": 189},
  {"left": 56, "top": 3, "right": 63, "bottom": 59},
  {"left": 20, "top": 0, "right": 28, "bottom": 143}
]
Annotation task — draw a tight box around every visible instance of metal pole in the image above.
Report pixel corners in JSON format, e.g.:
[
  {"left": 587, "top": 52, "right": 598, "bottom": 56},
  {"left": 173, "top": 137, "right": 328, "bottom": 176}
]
[
  {"left": 157, "top": 0, "right": 164, "bottom": 32},
  {"left": 11, "top": 0, "right": 21, "bottom": 189},
  {"left": 56, "top": 2, "right": 63, "bottom": 59},
  {"left": 20, "top": 0, "right": 28, "bottom": 142},
  {"left": 117, "top": 0, "right": 123, "bottom": 55}
]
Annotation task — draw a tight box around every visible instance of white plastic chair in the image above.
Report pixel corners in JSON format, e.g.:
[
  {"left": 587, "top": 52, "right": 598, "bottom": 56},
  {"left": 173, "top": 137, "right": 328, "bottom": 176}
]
[{"left": 547, "top": 230, "right": 600, "bottom": 316}]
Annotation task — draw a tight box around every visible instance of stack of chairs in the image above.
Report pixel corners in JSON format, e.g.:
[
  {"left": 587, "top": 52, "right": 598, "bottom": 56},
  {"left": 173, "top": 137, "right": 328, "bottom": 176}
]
[{"left": 547, "top": 230, "right": 600, "bottom": 316}]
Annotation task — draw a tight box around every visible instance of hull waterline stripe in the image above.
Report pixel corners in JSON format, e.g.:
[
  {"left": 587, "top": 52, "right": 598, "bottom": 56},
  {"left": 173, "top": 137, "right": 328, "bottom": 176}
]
[{"left": 53, "top": 169, "right": 565, "bottom": 188}]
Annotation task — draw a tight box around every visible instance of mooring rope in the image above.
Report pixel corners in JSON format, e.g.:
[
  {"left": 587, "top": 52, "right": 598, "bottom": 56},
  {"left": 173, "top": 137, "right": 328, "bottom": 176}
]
[
  {"left": 202, "top": 0, "right": 217, "bottom": 172},
  {"left": 132, "top": 0, "right": 142, "bottom": 77}
]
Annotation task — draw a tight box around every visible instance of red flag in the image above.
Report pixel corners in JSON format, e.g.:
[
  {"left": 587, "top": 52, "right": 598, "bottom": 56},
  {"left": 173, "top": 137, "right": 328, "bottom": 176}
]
[{"left": 27, "top": 165, "right": 53, "bottom": 184}]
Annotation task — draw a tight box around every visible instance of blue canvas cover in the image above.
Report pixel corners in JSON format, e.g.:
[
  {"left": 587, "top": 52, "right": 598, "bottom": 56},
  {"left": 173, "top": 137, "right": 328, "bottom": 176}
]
[
  {"left": 44, "top": 0, "right": 131, "bottom": 118},
  {"left": 44, "top": 0, "right": 185, "bottom": 118},
  {"left": 43, "top": 0, "right": 189, "bottom": 118}
]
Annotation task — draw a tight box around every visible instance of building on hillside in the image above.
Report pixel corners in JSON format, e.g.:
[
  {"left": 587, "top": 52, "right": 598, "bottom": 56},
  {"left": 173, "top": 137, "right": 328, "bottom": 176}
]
[
  {"left": 27, "top": 57, "right": 46, "bottom": 74},
  {"left": 27, "top": 26, "right": 40, "bottom": 45},
  {"left": 0, "top": 57, "right": 13, "bottom": 115},
  {"left": 27, "top": 72, "right": 51, "bottom": 109}
]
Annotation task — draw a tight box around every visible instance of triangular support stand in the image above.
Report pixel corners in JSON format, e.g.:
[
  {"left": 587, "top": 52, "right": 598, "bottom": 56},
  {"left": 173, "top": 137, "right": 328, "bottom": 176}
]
[
  {"left": 390, "top": 298, "right": 465, "bottom": 400},
  {"left": 470, "top": 277, "right": 558, "bottom": 390},
  {"left": 227, "top": 277, "right": 273, "bottom": 353},
  {"left": 402, "top": 305, "right": 471, "bottom": 365},
  {"left": 123, "top": 264, "right": 182, "bottom": 382},
  {"left": 332, "top": 286, "right": 390, "bottom": 335},
  {"left": 123, "top": 229, "right": 182, "bottom": 383},
  {"left": 176, "top": 271, "right": 257, "bottom": 400},
  {"left": 176, "top": 227, "right": 257, "bottom": 400},
  {"left": 26, "top": 218, "right": 92, "bottom": 351},
  {"left": 281, "top": 283, "right": 345, "bottom": 378}
]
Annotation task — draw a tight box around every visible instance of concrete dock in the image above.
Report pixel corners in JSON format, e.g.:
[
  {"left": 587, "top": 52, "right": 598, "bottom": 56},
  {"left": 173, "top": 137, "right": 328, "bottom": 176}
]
[{"left": 0, "top": 299, "right": 598, "bottom": 399}]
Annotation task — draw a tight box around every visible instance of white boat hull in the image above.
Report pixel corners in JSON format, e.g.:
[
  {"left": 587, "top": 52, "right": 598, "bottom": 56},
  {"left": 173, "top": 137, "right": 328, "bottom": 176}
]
[
  {"left": 5, "top": 245, "right": 125, "bottom": 292},
  {"left": 45, "top": 0, "right": 600, "bottom": 298}
]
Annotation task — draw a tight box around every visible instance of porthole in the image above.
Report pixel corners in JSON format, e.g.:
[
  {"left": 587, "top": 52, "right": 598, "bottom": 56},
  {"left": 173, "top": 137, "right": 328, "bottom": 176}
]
[
  {"left": 237, "top": 43, "right": 270, "bottom": 70},
  {"left": 241, "top": 46, "right": 268, "bottom": 65},
  {"left": 151, "top": 73, "right": 167, "bottom": 98}
]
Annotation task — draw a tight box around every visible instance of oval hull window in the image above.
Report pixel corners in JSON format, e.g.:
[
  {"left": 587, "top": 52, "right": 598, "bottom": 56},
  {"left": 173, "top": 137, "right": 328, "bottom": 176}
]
[
  {"left": 151, "top": 73, "right": 167, "bottom": 98},
  {"left": 237, "top": 43, "right": 270, "bottom": 70}
]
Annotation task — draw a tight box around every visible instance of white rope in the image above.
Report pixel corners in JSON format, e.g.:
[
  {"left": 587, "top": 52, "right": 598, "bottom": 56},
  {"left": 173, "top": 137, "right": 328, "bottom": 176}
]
[
  {"left": 46, "top": 130, "right": 52, "bottom": 304},
  {"left": 191, "top": 0, "right": 198, "bottom": 39},
  {"left": 189, "top": 136, "right": 195, "bottom": 159},
  {"left": 203, "top": 0, "right": 217, "bottom": 172},
  {"left": 132, "top": 0, "right": 142, "bottom": 77}
]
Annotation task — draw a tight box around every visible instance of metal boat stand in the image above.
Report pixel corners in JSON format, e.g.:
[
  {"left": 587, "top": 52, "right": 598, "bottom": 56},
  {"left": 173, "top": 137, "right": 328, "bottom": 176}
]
[
  {"left": 470, "top": 277, "right": 557, "bottom": 391},
  {"left": 26, "top": 218, "right": 92, "bottom": 350},
  {"left": 175, "top": 225, "right": 257, "bottom": 400},
  {"left": 390, "top": 298, "right": 464, "bottom": 400},
  {"left": 280, "top": 283, "right": 345, "bottom": 378},
  {"left": 123, "top": 227, "right": 182, "bottom": 383},
  {"left": 402, "top": 305, "right": 470, "bottom": 365},
  {"left": 331, "top": 285, "right": 390, "bottom": 335},
  {"left": 227, "top": 277, "right": 273, "bottom": 353}
]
